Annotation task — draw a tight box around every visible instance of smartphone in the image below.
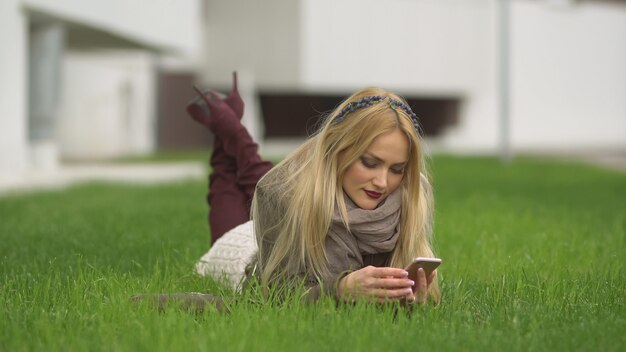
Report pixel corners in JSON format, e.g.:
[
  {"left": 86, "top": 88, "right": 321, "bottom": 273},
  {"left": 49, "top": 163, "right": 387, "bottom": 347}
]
[{"left": 405, "top": 257, "right": 442, "bottom": 283}]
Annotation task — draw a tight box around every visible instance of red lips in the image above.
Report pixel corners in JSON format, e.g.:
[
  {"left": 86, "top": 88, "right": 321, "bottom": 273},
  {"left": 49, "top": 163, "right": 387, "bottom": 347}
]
[{"left": 364, "top": 190, "right": 382, "bottom": 199}]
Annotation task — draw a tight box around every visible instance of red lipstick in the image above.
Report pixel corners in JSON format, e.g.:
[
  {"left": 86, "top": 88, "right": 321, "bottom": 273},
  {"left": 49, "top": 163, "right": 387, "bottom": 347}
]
[{"left": 364, "top": 190, "right": 382, "bottom": 199}]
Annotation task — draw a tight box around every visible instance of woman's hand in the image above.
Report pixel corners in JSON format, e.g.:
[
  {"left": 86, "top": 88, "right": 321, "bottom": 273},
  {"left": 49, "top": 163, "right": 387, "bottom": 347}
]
[
  {"left": 338, "top": 266, "right": 415, "bottom": 303},
  {"left": 406, "top": 268, "right": 437, "bottom": 304}
]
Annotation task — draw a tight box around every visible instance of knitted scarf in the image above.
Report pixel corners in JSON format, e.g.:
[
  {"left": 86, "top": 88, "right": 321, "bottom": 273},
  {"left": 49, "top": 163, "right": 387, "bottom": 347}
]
[{"left": 329, "top": 189, "right": 402, "bottom": 255}]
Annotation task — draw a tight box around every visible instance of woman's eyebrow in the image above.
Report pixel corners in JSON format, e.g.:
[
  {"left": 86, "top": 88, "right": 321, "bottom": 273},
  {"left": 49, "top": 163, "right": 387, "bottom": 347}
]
[{"left": 363, "top": 152, "right": 408, "bottom": 167}]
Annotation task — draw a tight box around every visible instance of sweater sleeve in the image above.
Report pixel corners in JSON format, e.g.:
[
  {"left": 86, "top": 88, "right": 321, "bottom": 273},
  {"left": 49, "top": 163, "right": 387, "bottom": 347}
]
[
  {"left": 251, "top": 178, "right": 288, "bottom": 271},
  {"left": 303, "top": 271, "right": 351, "bottom": 303},
  {"left": 303, "top": 232, "right": 363, "bottom": 302}
]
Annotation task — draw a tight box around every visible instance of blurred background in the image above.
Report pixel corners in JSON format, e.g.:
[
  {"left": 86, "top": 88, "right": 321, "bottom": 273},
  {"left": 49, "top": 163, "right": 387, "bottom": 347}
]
[{"left": 0, "top": 0, "right": 625, "bottom": 190}]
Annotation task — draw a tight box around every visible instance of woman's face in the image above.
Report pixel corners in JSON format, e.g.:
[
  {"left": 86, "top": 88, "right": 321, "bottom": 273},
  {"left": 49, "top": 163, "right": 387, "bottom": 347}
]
[{"left": 342, "top": 128, "right": 409, "bottom": 210}]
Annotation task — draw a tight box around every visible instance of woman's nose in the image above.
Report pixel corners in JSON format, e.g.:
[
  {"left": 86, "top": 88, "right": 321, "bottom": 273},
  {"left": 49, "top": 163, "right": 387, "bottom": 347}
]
[{"left": 372, "top": 169, "right": 388, "bottom": 190}]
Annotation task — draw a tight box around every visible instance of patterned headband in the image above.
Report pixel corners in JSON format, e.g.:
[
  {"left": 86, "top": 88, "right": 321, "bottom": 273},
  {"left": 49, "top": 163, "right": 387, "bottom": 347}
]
[{"left": 334, "top": 95, "right": 421, "bottom": 133}]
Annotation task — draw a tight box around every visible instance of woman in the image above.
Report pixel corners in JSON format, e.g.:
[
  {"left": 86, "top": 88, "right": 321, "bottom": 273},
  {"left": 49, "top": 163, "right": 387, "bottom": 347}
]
[{"left": 190, "top": 73, "right": 440, "bottom": 305}]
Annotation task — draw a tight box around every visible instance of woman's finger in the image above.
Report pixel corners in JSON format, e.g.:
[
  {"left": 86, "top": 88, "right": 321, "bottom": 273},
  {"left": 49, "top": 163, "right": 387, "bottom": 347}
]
[
  {"left": 426, "top": 269, "right": 437, "bottom": 286},
  {"left": 405, "top": 290, "right": 416, "bottom": 303},
  {"left": 370, "top": 287, "right": 413, "bottom": 300},
  {"left": 371, "top": 267, "right": 409, "bottom": 278},
  {"left": 373, "top": 278, "right": 414, "bottom": 289},
  {"left": 416, "top": 268, "right": 428, "bottom": 303}
]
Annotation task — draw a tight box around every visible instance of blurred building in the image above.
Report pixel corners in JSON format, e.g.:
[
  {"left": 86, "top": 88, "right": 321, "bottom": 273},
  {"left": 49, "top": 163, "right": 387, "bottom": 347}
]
[
  {"left": 0, "top": 0, "right": 204, "bottom": 175},
  {"left": 202, "top": 0, "right": 626, "bottom": 155},
  {"left": 1, "top": 0, "right": 625, "bottom": 178}
]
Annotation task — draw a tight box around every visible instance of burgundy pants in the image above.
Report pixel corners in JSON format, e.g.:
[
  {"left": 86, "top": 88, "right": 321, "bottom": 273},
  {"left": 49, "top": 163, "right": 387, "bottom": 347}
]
[{"left": 207, "top": 126, "right": 273, "bottom": 243}]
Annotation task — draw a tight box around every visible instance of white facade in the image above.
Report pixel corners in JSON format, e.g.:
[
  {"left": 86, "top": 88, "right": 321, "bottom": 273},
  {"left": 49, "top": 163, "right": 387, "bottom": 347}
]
[
  {"left": 0, "top": 0, "right": 29, "bottom": 173},
  {"left": 22, "top": 0, "right": 201, "bottom": 57},
  {"left": 510, "top": 1, "right": 626, "bottom": 151},
  {"left": 204, "top": 0, "right": 626, "bottom": 154},
  {"left": 58, "top": 52, "right": 157, "bottom": 159},
  {"left": 0, "top": 0, "right": 202, "bottom": 174}
]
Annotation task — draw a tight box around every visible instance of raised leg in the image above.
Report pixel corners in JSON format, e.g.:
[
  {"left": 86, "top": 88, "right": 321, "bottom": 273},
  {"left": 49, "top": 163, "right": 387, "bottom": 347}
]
[
  {"left": 221, "top": 125, "right": 274, "bottom": 202},
  {"left": 192, "top": 73, "right": 273, "bottom": 202},
  {"left": 207, "top": 137, "right": 250, "bottom": 242},
  {"left": 187, "top": 72, "right": 272, "bottom": 242}
]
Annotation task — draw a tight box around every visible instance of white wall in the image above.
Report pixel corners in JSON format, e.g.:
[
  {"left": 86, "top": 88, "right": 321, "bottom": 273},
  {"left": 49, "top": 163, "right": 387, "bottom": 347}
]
[
  {"left": 0, "top": 0, "right": 28, "bottom": 173},
  {"left": 511, "top": 0, "right": 626, "bottom": 150},
  {"left": 301, "top": 0, "right": 493, "bottom": 91},
  {"left": 58, "top": 52, "right": 156, "bottom": 159},
  {"left": 23, "top": 0, "right": 202, "bottom": 57},
  {"left": 203, "top": 0, "right": 301, "bottom": 88}
]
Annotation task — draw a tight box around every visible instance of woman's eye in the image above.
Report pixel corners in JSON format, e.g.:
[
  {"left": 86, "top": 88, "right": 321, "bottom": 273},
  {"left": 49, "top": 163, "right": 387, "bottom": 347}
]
[
  {"left": 391, "top": 168, "right": 405, "bottom": 175},
  {"left": 360, "top": 158, "right": 377, "bottom": 169}
]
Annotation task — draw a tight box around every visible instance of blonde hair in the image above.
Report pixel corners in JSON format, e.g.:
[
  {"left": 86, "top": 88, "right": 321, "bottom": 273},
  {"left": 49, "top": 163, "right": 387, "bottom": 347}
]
[{"left": 251, "top": 87, "right": 440, "bottom": 303}]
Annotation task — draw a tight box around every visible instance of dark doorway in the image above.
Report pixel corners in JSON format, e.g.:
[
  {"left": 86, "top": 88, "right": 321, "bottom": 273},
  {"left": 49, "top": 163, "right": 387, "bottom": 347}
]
[{"left": 156, "top": 72, "right": 213, "bottom": 150}]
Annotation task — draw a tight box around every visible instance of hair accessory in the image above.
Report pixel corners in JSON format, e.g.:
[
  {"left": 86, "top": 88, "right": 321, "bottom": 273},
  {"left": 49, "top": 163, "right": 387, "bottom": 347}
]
[
  {"left": 335, "top": 95, "right": 421, "bottom": 133},
  {"left": 335, "top": 96, "right": 385, "bottom": 123},
  {"left": 387, "top": 98, "right": 421, "bottom": 133}
]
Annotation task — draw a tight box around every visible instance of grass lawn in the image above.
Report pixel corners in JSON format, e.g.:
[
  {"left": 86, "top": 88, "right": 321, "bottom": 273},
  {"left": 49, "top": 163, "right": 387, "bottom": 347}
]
[{"left": 1, "top": 155, "right": 624, "bottom": 351}]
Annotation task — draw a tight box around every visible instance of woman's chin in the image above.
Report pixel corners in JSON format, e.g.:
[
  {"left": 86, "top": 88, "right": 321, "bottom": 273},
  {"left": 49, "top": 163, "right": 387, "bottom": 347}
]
[{"left": 354, "top": 197, "right": 383, "bottom": 210}]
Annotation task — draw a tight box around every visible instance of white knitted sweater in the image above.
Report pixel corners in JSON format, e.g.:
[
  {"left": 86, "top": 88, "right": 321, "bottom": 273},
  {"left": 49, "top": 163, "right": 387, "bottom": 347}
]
[{"left": 195, "top": 220, "right": 258, "bottom": 291}]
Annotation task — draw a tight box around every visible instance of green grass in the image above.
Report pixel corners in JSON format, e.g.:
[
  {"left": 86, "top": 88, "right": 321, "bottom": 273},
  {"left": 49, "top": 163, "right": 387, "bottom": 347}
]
[{"left": 1, "top": 156, "right": 624, "bottom": 351}]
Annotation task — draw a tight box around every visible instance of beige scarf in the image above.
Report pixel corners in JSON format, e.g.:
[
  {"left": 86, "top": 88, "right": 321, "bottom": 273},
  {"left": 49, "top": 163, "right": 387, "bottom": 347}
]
[{"left": 329, "top": 189, "right": 402, "bottom": 256}]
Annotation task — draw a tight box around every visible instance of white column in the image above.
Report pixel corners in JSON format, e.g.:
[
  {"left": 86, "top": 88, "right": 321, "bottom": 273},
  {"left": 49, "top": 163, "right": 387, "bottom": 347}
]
[
  {"left": 28, "top": 21, "right": 66, "bottom": 170},
  {"left": 498, "top": 0, "right": 512, "bottom": 162},
  {"left": 0, "top": 0, "right": 28, "bottom": 174}
]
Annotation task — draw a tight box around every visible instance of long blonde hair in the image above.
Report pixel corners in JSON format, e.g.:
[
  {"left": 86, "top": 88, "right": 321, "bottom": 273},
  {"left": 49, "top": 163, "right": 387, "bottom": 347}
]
[{"left": 251, "top": 87, "right": 440, "bottom": 302}]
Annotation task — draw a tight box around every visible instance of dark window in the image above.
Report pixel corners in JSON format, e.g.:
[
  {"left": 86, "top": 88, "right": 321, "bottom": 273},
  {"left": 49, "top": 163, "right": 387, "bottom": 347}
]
[{"left": 259, "top": 93, "right": 460, "bottom": 138}]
